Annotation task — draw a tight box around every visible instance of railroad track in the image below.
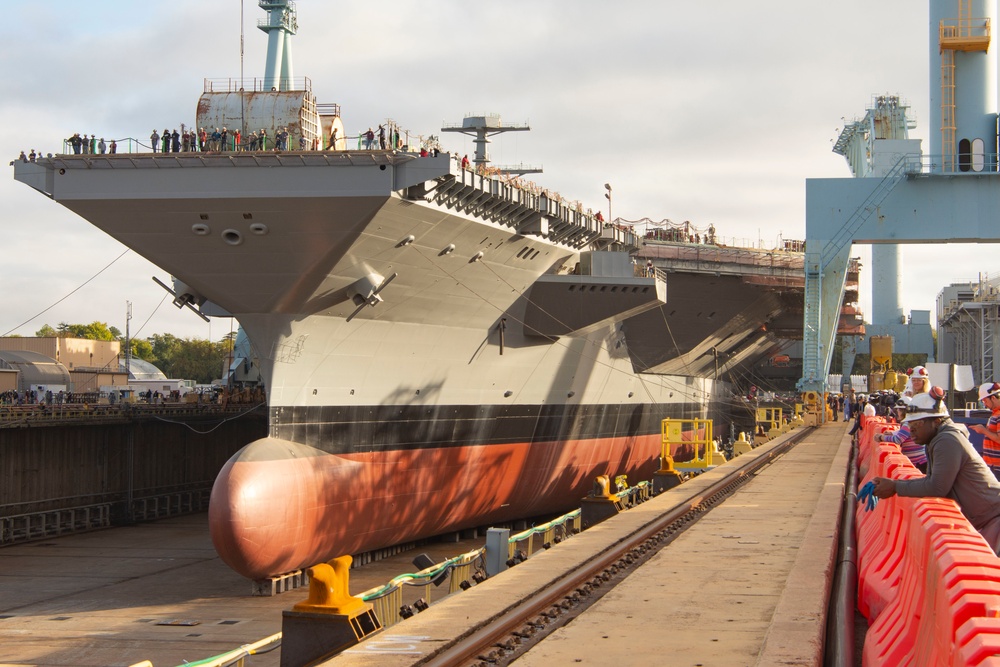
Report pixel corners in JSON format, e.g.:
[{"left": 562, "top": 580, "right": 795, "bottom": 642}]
[{"left": 416, "top": 427, "right": 813, "bottom": 667}]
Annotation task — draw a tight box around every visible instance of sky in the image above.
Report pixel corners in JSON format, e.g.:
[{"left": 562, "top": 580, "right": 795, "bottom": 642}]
[{"left": 3, "top": 0, "right": 998, "bottom": 342}]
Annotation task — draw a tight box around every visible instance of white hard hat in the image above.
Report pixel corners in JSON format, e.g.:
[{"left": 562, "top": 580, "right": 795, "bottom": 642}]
[
  {"left": 908, "top": 366, "right": 930, "bottom": 380},
  {"left": 902, "top": 388, "right": 949, "bottom": 423},
  {"left": 979, "top": 382, "right": 1000, "bottom": 402}
]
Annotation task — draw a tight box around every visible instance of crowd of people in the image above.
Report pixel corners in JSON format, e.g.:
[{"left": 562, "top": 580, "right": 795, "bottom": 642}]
[
  {"left": 846, "top": 364, "right": 1000, "bottom": 555},
  {"left": 0, "top": 385, "right": 265, "bottom": 413},
  {"left": 43, "top": 121, "right": 459, "bottom": 164},
  {"left": 148, "top": 126, "right": 298, "bottom": 153},
  {"left": 643, "top": 224, "right": 718, "bottom": 245},
  {"left": 0, "top": 389, "right": 99, "bottom": 406},
  {"left": 65, "top": 133, "right": 117, "bottom": 155}
]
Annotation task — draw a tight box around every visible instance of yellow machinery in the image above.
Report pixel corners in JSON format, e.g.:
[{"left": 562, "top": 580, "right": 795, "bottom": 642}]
[
  {"left": 869, "top": 335, "right": 898, "bottom": 392},
  {"left": 662, "top": 418, "right": 721, "bottom": 473},
  {"left": 754, "top": 407, "right": 782, "bottom": 445},
  {"left": 801, "top": 391, "right": 822, "bottom": 426}
]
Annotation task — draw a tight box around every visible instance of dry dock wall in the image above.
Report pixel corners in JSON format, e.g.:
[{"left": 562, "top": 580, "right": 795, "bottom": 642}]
[{"left": 0, "top": 412, "right": 266, "bottom": 541}]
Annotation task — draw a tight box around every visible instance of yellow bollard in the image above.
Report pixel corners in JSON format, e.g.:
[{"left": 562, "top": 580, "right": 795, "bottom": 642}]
[
  {"left": 653, "top": 450, "right": 684, "bottom": 492},
  {"left": 768, "top": 422, "right": 782, "bottom": 440},
  {"left": 732, "top": 432, "right": 753, "bottom": 457},
  {"left": 582, "top": 474, "right": 626, "bottom": 528},
  {"left": 282, "top": 555, "right": 382, "bottom": 665},
  {"left": 293, "top": 557, "right": 366, "bottom": 616}
]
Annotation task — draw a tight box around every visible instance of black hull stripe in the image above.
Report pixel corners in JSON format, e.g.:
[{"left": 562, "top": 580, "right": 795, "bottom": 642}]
[{"left": 271, "top": 401, "right": 735, "bottom": 454}]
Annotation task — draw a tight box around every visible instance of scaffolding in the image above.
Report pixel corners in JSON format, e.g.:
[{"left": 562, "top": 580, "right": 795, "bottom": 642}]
[{"left": 939, "top": 274, "right": 1000, "bottom": 383}]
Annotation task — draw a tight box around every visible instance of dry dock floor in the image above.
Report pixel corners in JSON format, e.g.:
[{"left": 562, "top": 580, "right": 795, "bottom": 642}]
[{"left": 0, "top": 515, "right": 482, "bottom": 667}]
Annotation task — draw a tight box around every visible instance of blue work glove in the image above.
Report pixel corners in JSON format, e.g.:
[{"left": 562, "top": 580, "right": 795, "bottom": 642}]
[{"left": 857, "top": 480, "right": 879, "bottom": 512}]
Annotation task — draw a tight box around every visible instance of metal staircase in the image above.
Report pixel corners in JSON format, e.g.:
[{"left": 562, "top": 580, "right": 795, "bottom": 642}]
[
  {"left": 821, "top": 156, "right": 913, "bottom": 266},
  {"left": 801, "top": 260, "right": 823, "bottom": 384},
  {"left": 801, "top": 155, "right": 913, "bottom": 389}
]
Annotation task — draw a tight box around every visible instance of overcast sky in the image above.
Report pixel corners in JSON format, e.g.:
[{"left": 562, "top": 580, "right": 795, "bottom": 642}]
[{"left": 3, "top": 0, "right": 998, "bottom": 343}]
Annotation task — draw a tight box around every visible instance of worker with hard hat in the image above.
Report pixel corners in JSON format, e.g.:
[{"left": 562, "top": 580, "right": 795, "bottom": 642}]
[
  {"left": 970, "top": 381, "right": 1000, "bottom": 478},
  {"left": 872, "top": 386, "right": 1000, "bottom": 555},
  {"left": 903, "top": 365, "right": 930, "bottom": 397},
  {"left": 875, "top": 395, "right": 927, "bottom": 473}
]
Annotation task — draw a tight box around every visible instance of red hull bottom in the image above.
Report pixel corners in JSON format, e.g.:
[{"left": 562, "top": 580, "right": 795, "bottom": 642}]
[{"left": 209, "top": 434, "right": 661, "bottom": 579}]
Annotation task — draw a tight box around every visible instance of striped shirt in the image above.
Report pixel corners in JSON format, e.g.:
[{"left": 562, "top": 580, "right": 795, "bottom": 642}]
[
  {"left": 982, "top": 409, "right": 1000, "bottom": 472},
  {"left": 887, "top": 423, "right": 927, "bottom": 468}
]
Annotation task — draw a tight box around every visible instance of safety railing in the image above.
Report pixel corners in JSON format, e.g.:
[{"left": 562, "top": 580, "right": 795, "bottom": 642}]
[
  {"left": 355, "top": 546, "right": 486, "bottom": 631},
  {"left": 355, "top": 507, "right": 583, "bottom": 630},
  {"left": 126, "top": 632, "right": 281, "bottom": 667},
  {"left": 855, "top": 416, "right": 1000, "bottom": 664},
  {"left": 202, "top": 76, "right": 312, "bottom": 93},
  {"left": 506, "top": 509, "right": 583, "bottom": 560}
]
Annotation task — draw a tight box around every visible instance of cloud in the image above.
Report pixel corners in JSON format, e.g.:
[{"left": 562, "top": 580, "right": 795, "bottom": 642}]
[{"left": 1, "top": 0, "right": 994, "bottom": 348}]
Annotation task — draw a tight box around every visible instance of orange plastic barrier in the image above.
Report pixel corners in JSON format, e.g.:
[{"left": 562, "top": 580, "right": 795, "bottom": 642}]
[{"left": 854, "top": 420, "right": 1000, "bottom": 665}]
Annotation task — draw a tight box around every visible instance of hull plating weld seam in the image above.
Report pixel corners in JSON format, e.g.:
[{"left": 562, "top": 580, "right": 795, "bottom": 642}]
[{"left": 419, "top": 428, "right": 812, "bottom": 667}]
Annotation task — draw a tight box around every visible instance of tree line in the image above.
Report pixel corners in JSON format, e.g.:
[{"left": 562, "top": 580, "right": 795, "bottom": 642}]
[{"left": 31, "top": 322, "right": 235, "bottom": 385}]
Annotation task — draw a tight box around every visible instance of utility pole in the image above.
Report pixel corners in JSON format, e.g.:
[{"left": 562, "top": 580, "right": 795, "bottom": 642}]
[{"left": 125, "top": 301, "right": 132, "bottom": 380}]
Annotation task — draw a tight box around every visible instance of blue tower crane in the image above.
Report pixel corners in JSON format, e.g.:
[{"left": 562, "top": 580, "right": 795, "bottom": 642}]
[{"left": 799, "top": 0, "right": 1000, "bottom": 416}]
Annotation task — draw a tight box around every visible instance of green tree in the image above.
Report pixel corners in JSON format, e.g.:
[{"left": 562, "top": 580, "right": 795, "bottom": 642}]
[
  {"left": 147, "top": 333, "right": 183, "bottom": 368},
  {"left": 36, "top": 324, "right": 57, "bottom": 337},
  {"left": 129, "top": 338, "right": 154, "bottom": 360},
  {"left": 54, "top": 321, "right": 117, "bottom": 340},
  {"left": 166, "top": 338, "right": 228, "bottom": 384},
  {"left": 144, "top": 334, "right": 227, "bottom": 384}
]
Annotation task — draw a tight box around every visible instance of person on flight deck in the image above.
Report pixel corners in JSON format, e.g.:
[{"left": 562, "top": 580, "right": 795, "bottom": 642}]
[
  {"left": 970, "top": 381, "right": 1000, "bottom": 478},
  {"left": 150, "top": 129, "right": 160, "bottom": 153},
  {"left": 872, "top": 387, "right": 1000, "bottom": 555},
  {"left": 162, "top": 129, "right": 170, "bottom": 153}
]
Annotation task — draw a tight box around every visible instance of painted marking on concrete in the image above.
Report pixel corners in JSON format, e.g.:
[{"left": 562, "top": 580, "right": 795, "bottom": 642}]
[{"left": 343, "top": 635, "right": 434, "bottom": 654}]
